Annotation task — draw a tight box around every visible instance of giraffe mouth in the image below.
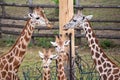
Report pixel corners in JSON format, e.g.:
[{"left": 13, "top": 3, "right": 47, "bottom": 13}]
[{"left": 63, "top": 25, "right": 69, "bottom": 30}]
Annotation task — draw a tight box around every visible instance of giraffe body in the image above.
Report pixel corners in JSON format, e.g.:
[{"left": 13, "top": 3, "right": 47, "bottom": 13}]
[
  {"left": 64, "top": 12, "right": 120, "bottom": 80},
  {"left": 0, "top": 20, "right": 33, "bottom": 80},
  {"left": 0, "top": 7, "right": 51, "bottom": 80}
]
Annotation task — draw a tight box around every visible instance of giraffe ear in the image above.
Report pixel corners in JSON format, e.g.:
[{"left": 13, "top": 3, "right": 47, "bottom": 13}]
[
  {"left": 50, "top": 41, "right": 57, "bottom": 47},
  {"left": 39, "top": 51, "right": 44, "bottom": 59},
  {"left": 64, "top": 40, "right": 70, "bottom": 46},
  {"left": 86, "top": 15, "right": 93, "bottom": 20},
  {"left": 28, "top": 13, "right": 33, "bottom": 18},
  {"left": 51, "top": 54, "right": 58, "bottom": 59}
]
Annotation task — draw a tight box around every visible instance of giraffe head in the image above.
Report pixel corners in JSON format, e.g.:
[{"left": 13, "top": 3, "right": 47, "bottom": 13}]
[
  {"left": 50, "top": 35, "right": 70, "bottom": 53},
  {"left": 64, "top": 11, "right": 93, "bottom": 30},
  {"left": 28, "top": 7, "right": 52, "bottom": 28},
  {"left": 39, "top": 48, "right": 58, "bottom": 68}
]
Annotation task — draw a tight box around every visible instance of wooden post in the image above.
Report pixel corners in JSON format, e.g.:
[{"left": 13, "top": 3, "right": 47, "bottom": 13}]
[
  {"left": 0, "top": 0, "right": 6, "bottom": 16},
  {"left": 28, "top": 0, "right": 33, "bottom": 13},
  {"left": 59, "top": 0, "right": 75, "bottom": 57},
  {"left": 59, "top": 0, "right": 75, "bottom": 80},
  {"left": 0, "top": 22, "right": 2, "bottom": 38},
  {"left": 75, "top": 0, "right": 81, "bottom": 45}
]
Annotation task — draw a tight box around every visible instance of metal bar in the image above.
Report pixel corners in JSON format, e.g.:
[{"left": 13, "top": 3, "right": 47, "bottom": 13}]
[
  {"left": 0, "top": 15, "right": 58, "bottom": 21},
  {"left": 0, "top": 16, "right": 120, "bottom": 23},
  {"left": 69, "top": 33, "right": 73, "bottom": 80},
  {"left": 0, "top": 2, "right": 120, "bottom": 9},
  {"left": 74, "top": 5, "right": 120, "bottom": 9},
  {"left": 1, "top": 23, "right": 120, "bottom": 31},
  {"left": 0, "top": 2, "right": 58, "bottom": 8},
  {"left": 28, "top": 0, "right": 33, "bottom": 13},
  {"left": 1, "top": 30, "right": 120, "bottom": 39}
]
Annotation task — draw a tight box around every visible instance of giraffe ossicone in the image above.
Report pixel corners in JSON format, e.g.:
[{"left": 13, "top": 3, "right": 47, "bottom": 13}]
[{"left": 64, "top": 12, "right": 120, "bottom": 80}]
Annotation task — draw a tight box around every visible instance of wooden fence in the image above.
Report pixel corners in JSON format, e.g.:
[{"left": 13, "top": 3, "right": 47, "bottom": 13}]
[{"left": 0, "top": 1, "right": 120, "bottom": 39}]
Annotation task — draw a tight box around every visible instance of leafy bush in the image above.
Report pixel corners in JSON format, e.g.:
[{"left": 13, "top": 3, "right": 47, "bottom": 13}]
[
  {"left": 35, "top": 37, "right": 54, "bottom": 48},
  {"left": 1, "top": 35, "right": 15, "bottom": 47},
  {"left": 51, "top": 0, "right": 59, "bottom": 4},
  {"left": 51, "top": 0, "right": 76, "bottom": 4},
  {"left": 100, "top": 39, "right": 113, "bottom": 49}
]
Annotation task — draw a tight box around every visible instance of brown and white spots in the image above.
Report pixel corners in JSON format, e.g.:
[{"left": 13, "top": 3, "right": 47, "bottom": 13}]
[
  {"left": 39, "top": 48, "right": 58, "bottom": 80},
  {"left": 0, "top": 7, "right": 51, "bottom": 80},
  {"left": 83, "top": 20, "right": 120, "bottom": 80},
  {"left": 51, "top": 35, "right": 69, "bottom": 80},
  {"left": 64, "top": 13, "right": 120, "bottom": 80}
]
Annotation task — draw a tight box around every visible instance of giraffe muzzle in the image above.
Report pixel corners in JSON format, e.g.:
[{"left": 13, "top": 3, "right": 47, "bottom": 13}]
[{"left": 43, "top": 66, "right": 48, "bottom": 68}]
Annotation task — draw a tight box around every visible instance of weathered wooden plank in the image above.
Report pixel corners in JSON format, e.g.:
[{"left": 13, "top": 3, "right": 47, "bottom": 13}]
[
  {"left": 0, "top": 15, "right": 120, "bottom": 23},
  {"left": 0, "top": 2, "right": 120, "bottom": 8},
  {"left": 1, "top": 30, "right": 120, "bottom": 39}
]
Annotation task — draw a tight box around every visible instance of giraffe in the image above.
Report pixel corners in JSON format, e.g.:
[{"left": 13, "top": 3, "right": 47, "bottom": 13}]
[
  {"left": 64, "top": 11, "right": 120, "bottom": 80},
  {"left": 39, "top": 48, "right": 58, "bottom": 80},
  {"left": 0, "top": 7, "right": 52, "bottom": 80},
  {"left": 50, "top": 35, "right": 70, "bottom": 80}
]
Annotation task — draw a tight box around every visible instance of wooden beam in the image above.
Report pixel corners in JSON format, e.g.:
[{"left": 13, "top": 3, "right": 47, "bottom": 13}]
[{"left": 59, "top": 0, "right": 75, "bottom": 57}]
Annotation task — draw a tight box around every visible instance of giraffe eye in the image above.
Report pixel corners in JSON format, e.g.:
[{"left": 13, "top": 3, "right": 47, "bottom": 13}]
[
  {"left": 36, "top": 17, "right": 40, "bottom": 20},
  {"left": 50, "top": 58, "right": 52, "bottom": 60},
  {"left": 73, "top": 19, "right": 77, "bottom": 22},
  {"left": 82, "top": 16, "right": 85, "bottom": 20},
  {"left": 54, "top": 46, "right": 57, "bottom": 48}
]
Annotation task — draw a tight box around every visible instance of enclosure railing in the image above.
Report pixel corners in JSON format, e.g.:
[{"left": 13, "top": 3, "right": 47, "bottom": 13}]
[{"left": 0, "top": 2, "right": 120, "bottom": 40}]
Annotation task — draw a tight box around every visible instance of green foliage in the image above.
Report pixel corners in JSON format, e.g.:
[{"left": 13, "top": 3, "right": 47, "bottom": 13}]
[
  {"left": 35, "top": 37, "right": 54, "bottom": 48},
  {"left": 51, "top": 0, "right": 76, "bottom": 4},
  {"left": 51, "top": 0, "right": 59, "bottom": 4},
  {"left": 1, "top": 36, "right": 15, "bottom": 47},
  {"left": 100, "top": 39, "right": 113, "bottom": 49},
  {"left": 53, "top": 30, "right": 59, "bottom": 34}
]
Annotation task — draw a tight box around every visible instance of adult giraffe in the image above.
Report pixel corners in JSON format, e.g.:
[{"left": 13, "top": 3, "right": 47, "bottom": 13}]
[
  {"left": 64, "top": 12, "right": 120, "bottom": 80},
  {"left": 0, "top": 7, "right": 52, "bottom": 80}
]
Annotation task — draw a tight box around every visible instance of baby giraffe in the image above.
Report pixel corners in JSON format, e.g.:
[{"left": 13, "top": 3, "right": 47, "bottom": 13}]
[
  {"left": 39, "top": 48, "right": 58, "bottom": 80},
  {"left": 51, "top": 35, "right": 70, "bottom": 80}
]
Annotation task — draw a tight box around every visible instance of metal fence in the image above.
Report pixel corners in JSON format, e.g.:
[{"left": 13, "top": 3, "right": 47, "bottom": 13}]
[{"left": 20, "top": 51, "right": 100, "bottom": 80}]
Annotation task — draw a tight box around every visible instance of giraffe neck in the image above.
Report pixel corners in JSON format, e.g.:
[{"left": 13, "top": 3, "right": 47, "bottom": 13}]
[
  {"left": 0, "top": 19, "right": 35, "bottom": 79},
  {"left": 57, "top": 54, "right": 67, "bottom": 80},
  {"left": 43, "top": 67, "right": 51, "bottom": 80},
  {"left": 82, "top": 21, "right": 119, "bottom": 75}
]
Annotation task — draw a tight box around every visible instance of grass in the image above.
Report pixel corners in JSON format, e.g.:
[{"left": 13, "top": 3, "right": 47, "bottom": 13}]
[{"left": 0, "top": 45, "right": 120, "bottom": 79}]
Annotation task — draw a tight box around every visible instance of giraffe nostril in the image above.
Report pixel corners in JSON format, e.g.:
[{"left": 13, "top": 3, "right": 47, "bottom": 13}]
[{"left": 43, "top": 66, "right": 48, "bottom": 68}]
